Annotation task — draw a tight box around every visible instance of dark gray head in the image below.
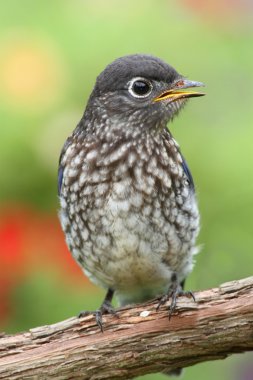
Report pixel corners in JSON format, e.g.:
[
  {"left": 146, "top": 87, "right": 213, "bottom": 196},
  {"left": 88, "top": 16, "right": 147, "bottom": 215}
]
[{"left": 84, "top": 54, "right": 204, "bottom": 135}]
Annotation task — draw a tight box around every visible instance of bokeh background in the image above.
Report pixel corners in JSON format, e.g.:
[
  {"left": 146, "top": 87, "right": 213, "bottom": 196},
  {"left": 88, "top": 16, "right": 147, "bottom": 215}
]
[{"left": 0, "top": 1, "right": 253, "bottom": 379}]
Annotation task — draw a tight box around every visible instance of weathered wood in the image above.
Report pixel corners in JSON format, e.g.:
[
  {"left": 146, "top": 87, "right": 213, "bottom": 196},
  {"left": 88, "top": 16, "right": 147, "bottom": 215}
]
[{"left": 0, "top": 277, "right": 253, "bottom": 379}]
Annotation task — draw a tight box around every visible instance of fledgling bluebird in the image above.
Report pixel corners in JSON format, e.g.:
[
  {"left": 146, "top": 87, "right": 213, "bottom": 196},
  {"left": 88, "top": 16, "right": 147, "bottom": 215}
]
[{"left": 58, "top": 54, "right": 204, "bottom": 333}]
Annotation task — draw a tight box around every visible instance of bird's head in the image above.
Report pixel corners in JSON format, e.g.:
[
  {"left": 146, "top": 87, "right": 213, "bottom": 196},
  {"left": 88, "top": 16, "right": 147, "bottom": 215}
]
[{"left": 86, "top": 54, "right": 205, "bottom": 135}]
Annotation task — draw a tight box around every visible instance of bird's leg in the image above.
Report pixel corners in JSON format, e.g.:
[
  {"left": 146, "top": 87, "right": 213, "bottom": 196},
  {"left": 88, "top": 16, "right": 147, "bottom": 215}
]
[
  {"left": 79, "top": 288, "right": 116, "bottom": 332},
  {"left": 95, "top": 288, "right": 116, "bottom": 332},
  {"left": 156, "top": 273, "right": 195, "bottom": 319}
]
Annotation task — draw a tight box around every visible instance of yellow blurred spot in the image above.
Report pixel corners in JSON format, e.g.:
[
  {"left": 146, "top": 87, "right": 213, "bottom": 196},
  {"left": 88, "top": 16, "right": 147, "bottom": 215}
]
[{"left": 0, "top": 37, "right": 67, "bottom": 111}]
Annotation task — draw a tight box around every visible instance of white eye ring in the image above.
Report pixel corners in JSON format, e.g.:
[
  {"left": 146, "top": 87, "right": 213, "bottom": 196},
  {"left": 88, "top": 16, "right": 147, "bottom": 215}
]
[{"left": 128, "top": 77, "right": 153, "bottom": 99}]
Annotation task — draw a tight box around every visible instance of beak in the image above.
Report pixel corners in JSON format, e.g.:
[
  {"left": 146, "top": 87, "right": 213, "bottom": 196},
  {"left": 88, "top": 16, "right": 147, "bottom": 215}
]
[{"left": 154, "top": 79, "right": 205, "bottom": 103}]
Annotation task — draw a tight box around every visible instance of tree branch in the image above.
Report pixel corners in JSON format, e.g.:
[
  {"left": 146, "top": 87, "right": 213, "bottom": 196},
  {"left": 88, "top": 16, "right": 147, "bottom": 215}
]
[{"left": 0, "top": 276, "right": 253, "bottom": 379}]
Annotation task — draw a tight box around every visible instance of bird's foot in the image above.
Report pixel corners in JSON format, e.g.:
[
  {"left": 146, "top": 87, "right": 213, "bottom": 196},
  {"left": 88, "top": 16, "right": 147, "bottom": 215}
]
[
  {"left": 78, "top": 288, "right": 116, "bottom": 332},
  {"left": 156, "top": 273, "right": 195, "bottom": 319},
  {"left": 95, "top": 299, "right": 117, "bottom": 332}
]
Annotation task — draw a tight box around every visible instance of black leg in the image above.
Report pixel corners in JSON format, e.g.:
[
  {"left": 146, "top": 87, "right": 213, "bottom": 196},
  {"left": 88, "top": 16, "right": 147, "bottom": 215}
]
[
  {"left": 79, "top": 288, "right": 116, "bottom": 332},
  {"left": 180, "top": 279, "right": 185, "bottom": 289},
  {"left": 95, "top": 288, "right": 116, "bottom": 332},
  {"left": 156, "top": 273, "right": 195, "bottom": 319}
]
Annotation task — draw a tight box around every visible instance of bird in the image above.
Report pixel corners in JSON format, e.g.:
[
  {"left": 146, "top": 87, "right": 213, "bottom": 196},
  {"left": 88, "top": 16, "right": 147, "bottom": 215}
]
[{"left": 58, "top": 54, "right": 204, "bottom": 334}]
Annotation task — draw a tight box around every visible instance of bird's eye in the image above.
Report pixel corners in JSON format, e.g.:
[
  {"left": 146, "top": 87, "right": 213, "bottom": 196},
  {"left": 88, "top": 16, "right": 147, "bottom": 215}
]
[{"left": 128, "top": 77, "right": 153, "bottom": 98}]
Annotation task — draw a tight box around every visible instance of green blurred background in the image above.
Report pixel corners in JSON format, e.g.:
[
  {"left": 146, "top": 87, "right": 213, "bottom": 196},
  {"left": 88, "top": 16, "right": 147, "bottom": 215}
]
[{"left": 0, "top": 1, "right": 253, "bottom": 379}]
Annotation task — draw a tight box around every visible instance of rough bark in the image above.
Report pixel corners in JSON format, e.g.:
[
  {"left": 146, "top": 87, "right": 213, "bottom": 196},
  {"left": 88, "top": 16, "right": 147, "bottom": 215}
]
[{"left": 0, "top": 276, "right": 253, "bottom": 379}]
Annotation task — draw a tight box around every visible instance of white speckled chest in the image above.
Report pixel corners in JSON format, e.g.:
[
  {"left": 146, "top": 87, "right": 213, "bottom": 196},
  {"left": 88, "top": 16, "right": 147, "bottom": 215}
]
[{"left": 59, "top": 130, "right": 199, "bottom": 304}]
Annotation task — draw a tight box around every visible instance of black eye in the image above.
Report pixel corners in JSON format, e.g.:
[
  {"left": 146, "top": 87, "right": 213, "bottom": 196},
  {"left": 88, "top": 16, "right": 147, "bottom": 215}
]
[{"left": 128, "top": 77, "right": 153, "bottom": 98}]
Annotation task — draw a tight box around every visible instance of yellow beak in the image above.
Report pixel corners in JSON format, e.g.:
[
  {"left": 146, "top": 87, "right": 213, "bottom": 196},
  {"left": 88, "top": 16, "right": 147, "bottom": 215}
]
[{"left": 154, "top": 79, "right": 205, "bottom": 103}]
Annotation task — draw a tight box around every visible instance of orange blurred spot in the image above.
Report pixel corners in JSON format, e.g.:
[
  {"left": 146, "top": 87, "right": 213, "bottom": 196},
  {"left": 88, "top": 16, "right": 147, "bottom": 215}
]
[
  {"left": 180, "top": 0, "right": 253, "bottom": 22},
  {"left": 0, "top": 37, "right": 67, "bottom": 109}
]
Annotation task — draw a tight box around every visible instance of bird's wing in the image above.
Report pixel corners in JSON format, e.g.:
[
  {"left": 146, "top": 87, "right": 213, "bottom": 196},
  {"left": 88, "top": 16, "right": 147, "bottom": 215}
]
[
  {"left": 58, "top": 136, "right": 73, "bottom": 196},
  {"left": 181, "top": 156, "right": 195, "bottom": 190},
  {"left": 58, "top": 166, "right": 64, "bottom": 196}
]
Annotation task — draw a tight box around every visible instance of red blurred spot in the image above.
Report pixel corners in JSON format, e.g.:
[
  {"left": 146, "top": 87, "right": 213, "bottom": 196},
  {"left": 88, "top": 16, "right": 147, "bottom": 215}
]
[
  {"left": 0, "top": 204, "right": 95, "bottom": 325},
  {"left": 0, "top": 210, "right": 27, "bottom": 281},
  {"left": 0, "top": 204, "right": 91, "bottom": 284},
  {"left": 0, "top": 221, "right": 22, "bottom": 263}
]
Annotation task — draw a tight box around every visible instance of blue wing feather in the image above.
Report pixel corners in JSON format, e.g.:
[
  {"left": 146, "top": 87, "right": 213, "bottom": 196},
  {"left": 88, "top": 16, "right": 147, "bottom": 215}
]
[
  {"left": 58, "top": 166, "right": 64, "bottom": 196},
  {"left": 181, "top": 157, "right": 195, "bottom": 190}
]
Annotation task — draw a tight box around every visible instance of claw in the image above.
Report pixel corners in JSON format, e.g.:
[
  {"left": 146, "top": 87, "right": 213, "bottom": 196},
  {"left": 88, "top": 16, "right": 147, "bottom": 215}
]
[
  {"left": 95, "top": 298, "right": 117, "bottom": 332},
  {"left": 156, "top": 294, "right": 169, "bottom": 311},
  {"left": 78, "top": 288, "right": 116, "bottom": 332},
  {"left": 156, "top": 273, "right": 195, "bottom": 319},
  {"left": 95, "top": 310, "right": 104, "bottom": 332},
  {"left": 78, "top": 310, "right": 90, "bottom": 318}
]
